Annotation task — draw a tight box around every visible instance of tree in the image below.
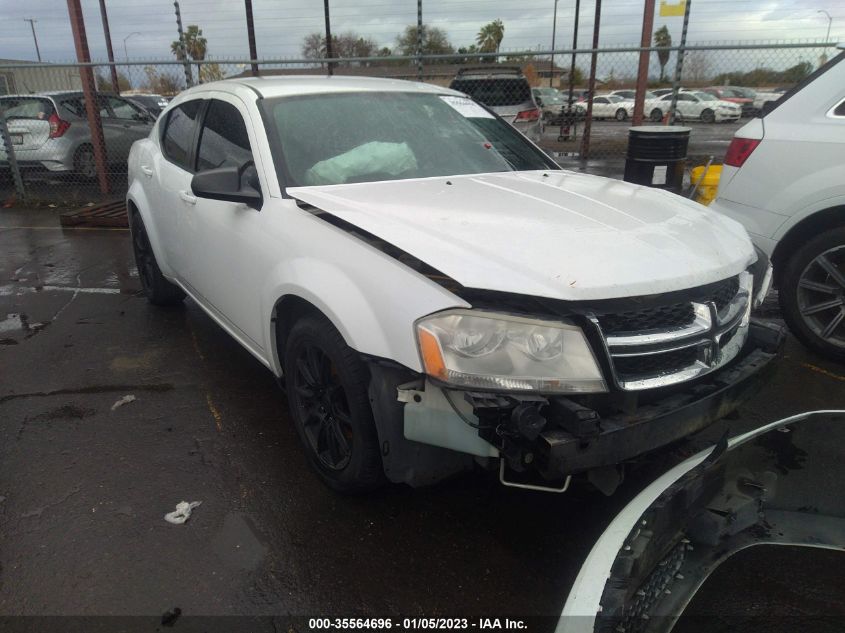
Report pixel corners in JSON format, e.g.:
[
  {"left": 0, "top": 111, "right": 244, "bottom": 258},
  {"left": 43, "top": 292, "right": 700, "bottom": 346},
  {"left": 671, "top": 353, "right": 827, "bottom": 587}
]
[
  {"left": 476, "top": 19, "right": 505, "bottom": 60},
  {"left": 171, "top": 25, "right": 207, "bottom": 81},
  {"left": 199, "top": 62, "right": 226, "bottom": 83},
  {"left": 143, "top": 66, "right": 182, "bottom": 95},
  {"left": 653, "top": 25, "right": 672, "bottom": 82},
  {"left": 301, "top": 31, "right": 380, "bottom": 66},
  {"left": 96, "top": 70, "right": 131, "bottom": 93},
  {"left": 395, "top": 25, "right": 454, "bottom": 58},
  {"left": 683, "top": 51, "right": 711, "bottom": 84}
]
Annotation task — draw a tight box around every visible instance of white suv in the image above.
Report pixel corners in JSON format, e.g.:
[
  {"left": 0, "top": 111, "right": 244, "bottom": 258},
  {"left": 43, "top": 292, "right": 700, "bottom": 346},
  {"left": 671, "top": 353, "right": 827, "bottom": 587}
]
[
  {"left": 710, "top": 50, "right": 845, "bottom": 360},
  {"left": 127, "top": 77, "right": 781, "bottom": 493}
]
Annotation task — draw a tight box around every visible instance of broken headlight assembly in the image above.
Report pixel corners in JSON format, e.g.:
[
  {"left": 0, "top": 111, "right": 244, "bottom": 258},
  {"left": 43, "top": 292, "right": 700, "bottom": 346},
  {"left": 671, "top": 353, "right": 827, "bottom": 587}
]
[{"left": 415, "top": 310, "right": 607, "bottom": 394}]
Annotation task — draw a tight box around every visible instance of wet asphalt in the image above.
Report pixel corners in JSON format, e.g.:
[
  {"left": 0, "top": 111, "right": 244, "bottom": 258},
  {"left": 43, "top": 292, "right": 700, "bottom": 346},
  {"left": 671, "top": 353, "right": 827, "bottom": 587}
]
[{"left": 1, "top": 207, "right": 844, "bottom": 623}]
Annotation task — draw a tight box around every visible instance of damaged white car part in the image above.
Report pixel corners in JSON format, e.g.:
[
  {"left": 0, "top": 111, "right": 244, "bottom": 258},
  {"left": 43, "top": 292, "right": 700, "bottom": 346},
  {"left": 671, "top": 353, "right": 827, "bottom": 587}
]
[
  {"left": 128, "top": 76, "right": 783, "bottom": 493},
  {"left": 559, "top": 410, "right": 845, "bottom": 633}
]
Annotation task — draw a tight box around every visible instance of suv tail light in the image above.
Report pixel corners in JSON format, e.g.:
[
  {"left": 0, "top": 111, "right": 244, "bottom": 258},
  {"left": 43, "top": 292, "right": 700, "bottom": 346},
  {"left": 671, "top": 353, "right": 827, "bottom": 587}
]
[
  {"left": 514, "top": 108, "right": 541, "bottom": 122},
  {"left": 724, "top": 137, "right": 760, "bottom": 167},
  {"left": 48, "top": 112, "right": 71, "bottom": 139}
]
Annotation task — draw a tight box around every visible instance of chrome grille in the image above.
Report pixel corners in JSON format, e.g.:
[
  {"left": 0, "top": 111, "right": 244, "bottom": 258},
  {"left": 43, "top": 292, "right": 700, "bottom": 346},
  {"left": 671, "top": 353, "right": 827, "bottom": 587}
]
[{"left": 594, "top": 273, "right": 752, "bottom": 391}]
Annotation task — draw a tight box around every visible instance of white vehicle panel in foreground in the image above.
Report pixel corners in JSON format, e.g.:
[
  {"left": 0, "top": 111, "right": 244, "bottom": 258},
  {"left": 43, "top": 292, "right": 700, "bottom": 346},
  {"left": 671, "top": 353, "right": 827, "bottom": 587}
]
[{"left": 289, "top": 170, "right": 754, "bottom": 302}]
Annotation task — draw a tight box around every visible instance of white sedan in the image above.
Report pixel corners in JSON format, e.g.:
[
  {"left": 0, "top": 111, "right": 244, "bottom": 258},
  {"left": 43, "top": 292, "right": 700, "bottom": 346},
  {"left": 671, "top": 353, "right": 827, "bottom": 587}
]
[
  {"left": 587, "top": 94, "right": 634, "bottom": 121},
  {"left": 646, "top": 91, "right": 741, "bottom": 123}
]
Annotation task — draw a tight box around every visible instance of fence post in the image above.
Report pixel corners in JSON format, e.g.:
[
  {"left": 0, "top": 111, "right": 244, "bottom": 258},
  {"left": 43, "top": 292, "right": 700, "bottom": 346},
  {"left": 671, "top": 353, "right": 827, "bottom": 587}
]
[
  {"left": 66, "top": 0, "right": 110, "bottom": 196},
  {"left": 416, "top": 0, "right": 423, "bottom": 81},
  {"left": 173, "top": 1, "right": 194, "bottom": 87},
  {"left": 98, "top": 0, "right": 121, "bottom": 92},
  {"left": 667, "top": 0, "right": 692, "bottom": 125},
  {"left": 632, "top": 0, "right": 656, "bottom": 125},
  {"left": 0, "top": 106, "right": 27, "bottom": 203},
  {"left": 245, "top": 0, "right": 259, "bottom": 76},
  {"left": 580, "top": 0, "right": 602, "bottom": 163}
]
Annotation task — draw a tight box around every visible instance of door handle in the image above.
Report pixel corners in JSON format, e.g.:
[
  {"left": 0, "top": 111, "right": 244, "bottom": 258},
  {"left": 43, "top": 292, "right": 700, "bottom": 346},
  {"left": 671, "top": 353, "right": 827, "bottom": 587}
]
[
  {"left": 180, "top": 191, "right": 197, "bottom": 205},
  {"left": 140, "top": 165, "right": 153, "bottom": 178}
]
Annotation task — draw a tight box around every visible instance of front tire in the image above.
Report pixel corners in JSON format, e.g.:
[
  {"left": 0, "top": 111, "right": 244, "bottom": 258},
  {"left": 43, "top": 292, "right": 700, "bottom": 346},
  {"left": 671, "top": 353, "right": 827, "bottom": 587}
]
[
  {"left": 650, "top": 108, "right": 663, "bottom": 122},
  {"left": 615, "top": 108, "right": 628, "bottom": 121},
  {"left": 284, "top": 313, "right": 384, "bottom": 492},
  {"left": 779, "top": 227, "right": 845, "bottom": 361},
  {"left": 701, "top": 108, "right": 715, "bottom": 123},
  {"left": 130, "top": 211, "right": 185, "bottom": 306}
]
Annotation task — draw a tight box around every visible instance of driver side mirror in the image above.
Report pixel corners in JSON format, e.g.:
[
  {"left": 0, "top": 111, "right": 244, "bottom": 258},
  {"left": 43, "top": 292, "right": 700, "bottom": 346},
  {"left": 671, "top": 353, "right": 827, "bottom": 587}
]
[{"left": 191, "top": 164, "right": 263, "bottom": 210}]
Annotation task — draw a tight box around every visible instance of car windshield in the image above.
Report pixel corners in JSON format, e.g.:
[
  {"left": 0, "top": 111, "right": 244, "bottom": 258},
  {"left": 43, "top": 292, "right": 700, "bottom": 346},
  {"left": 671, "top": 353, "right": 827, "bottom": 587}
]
[
  {"left": 450, "top": 78, "right": 531, "bottom": 106},
  {"left": 266, "top": 92, "right": 555, "bottom": 187},
  {"left": 0, "top": 97, "right": 55, "bottom": 120}
]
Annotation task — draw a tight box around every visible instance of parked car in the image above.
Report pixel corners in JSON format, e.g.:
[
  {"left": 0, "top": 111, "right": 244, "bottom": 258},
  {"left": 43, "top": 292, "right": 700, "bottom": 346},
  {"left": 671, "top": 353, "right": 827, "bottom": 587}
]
[
  {"left": 0, "top": 91, "right": 154, "bottom": 179},
  {"left": 589, "top": 94, "right": 634, "bottom": 121},
  {"left": 606, "top": 89, "right": 658, "bottom": 101},
  {"left": 651, "top": 88, "right": 675, "bottom": 97},
  {"left": 752, "top": 87, "right": 788, "bottom": 114},
  {"left": 128, "top": 76, "right": 781, "bottom": 493},
  {"left": 710, "top": 50, "right": 845, "bottom": 360},
  {"left": 532, "top": 87, "right": 585, "bottom": 124},
  {"left": 124, "top": 93, "right": 171, "bottom": 118},
  {"left": 701, "top": 86, "right": 755, "bottom": 117},
  {"left": 450, "top": 67, "right": 542, "bottom": 141},
  {"left": 647, "top": 91, "right": 741, "bottom": 123}
]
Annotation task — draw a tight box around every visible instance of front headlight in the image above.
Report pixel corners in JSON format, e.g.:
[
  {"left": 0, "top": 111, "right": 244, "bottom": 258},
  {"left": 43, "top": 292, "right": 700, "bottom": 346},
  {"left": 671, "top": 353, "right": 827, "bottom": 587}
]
[{"left": 416, "top": 310, "right": 607, "bottom": 393}]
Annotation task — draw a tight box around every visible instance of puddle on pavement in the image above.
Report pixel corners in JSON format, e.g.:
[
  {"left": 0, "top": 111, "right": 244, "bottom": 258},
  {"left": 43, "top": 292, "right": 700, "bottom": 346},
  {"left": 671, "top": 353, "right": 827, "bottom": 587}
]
[{"left": 211, "top": 512, "right": 268, "bottom": 572}]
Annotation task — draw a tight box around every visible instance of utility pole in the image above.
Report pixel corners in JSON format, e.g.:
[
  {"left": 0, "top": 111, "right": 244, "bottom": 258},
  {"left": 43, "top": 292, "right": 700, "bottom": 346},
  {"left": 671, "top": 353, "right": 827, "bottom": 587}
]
[
  {"left": 173, "top": 1, "right": 194, "bottom": 87},
  {"left": 818, "top": 10, "right": 832, "bottom": 42},
  {"left": 632, "top": 0, "right": 656, "bottom": 125},
  {"left": 549, "top": 0, "right": 558, "bottom": 87},
  {"left": 323, "top": 0, "right": 334, "bottom": 76},
  {"left": 667, "top": 0, "right": 692, "bottom": 125},
  {"left": 66, "top": 0, "right": 110, "bottom": 195},
  {"left": 245, "top": 0, "right": 259, "bottom": 76},
  {"left": 580, "top": 0, "right": 601, "bottom": 162},
  {"left": 97, "top": 0, "right": 121, "bottom": 93},
  {"left": 24, "top": 18, "right": 41, "bottom": 62},
  {"left": 416, "top": 0, "right": 423, "bottom": 81},
  {"left": 566, "top": 0, "right": 580, "bottom": 105}
]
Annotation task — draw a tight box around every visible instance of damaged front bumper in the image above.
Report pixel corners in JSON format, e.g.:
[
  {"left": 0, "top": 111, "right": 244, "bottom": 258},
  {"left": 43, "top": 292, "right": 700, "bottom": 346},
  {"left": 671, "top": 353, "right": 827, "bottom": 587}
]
[{"left": 399, "top": 319, "right": 785, "bottom": 486}]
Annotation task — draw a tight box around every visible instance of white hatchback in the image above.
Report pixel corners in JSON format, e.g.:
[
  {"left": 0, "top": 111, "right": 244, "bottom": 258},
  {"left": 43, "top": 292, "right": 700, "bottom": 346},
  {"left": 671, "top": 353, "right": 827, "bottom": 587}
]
[{"left": 710, "top": 49, "right": 845, "bottom": 360}]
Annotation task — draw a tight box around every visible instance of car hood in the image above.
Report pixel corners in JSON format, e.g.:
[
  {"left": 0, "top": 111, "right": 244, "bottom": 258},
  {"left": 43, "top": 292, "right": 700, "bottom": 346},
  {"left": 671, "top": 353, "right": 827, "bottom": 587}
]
[{"left": 287, "top": 170, "right": 754, "bottom": 302}]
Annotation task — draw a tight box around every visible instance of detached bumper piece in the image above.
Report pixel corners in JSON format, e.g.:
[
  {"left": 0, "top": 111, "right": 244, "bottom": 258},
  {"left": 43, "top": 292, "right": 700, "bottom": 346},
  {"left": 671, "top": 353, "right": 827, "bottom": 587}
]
[{"left": 471, "top": 320, "right": 785, "bottom": 481}]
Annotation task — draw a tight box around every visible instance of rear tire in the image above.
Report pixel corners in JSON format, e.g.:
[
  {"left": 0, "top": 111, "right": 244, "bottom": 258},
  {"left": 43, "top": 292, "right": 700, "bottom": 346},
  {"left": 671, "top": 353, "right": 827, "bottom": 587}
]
[
  {"left": 615, "top": 108, "right": 628, "bottom": 121},
  {"left": 130, "top": 210, "right": 185, "bottom": 306},
  {"left": 284, "top": 313, "right": 384, "bottom": 493},
  {"left": 73, "top": 145, "right": 97, "bottom": 180},
  {"left": 779, "top": 227, "right": 845, "bottom": 361},
  {"left": 650, "top": 108, "right": 663, "bottom": 122}
]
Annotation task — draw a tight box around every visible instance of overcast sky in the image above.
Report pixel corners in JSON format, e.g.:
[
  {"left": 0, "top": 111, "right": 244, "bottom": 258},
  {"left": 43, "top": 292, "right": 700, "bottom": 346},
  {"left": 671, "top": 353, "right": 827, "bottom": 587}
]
[{"left": 0, "top": 0, "right": 841, "bottom": 63}]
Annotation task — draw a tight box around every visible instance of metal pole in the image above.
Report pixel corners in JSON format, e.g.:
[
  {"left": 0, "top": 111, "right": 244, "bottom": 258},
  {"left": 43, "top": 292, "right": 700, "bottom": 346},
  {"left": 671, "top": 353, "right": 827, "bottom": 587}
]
[
  {"left": 667, "top": 0, "right": 692, "bottom": 126},
  {"left": 245, "top": 0, "right": 259, "bottom": 76},
  {"left": 98, "top": 0, "right": 121, "bottom": 92},
  {"left": 567, "top": 0, "right": 580, "bottom": 109},
  {"left": 632, "top": 0, "right": 656, "bottom": 125},
  {"left": 0, "top": 105, "right": 27, "bottom": 202},
  {"left": 323, "top": 0, "right": 334, "bottom": 76},
  {"left": 173, "top": 1, "right": 194, "bottom": 87},
  {"left": 580, "top": 0, "right": 601, "bottom": 162},
  {"left": 66, "top": 0, "right": 110, "bottom": 195},
  {"left": 818, "top": 10, "right": 832, "bottom": 42},
  {"left": 550, "top": 0, "right": 558, "bottom": 88},
  {"left": 417, "top": 0, "right": 423, "bottom": 81},
  {"left": 24, "top": 19, "right": 41, "bottom": 62}
]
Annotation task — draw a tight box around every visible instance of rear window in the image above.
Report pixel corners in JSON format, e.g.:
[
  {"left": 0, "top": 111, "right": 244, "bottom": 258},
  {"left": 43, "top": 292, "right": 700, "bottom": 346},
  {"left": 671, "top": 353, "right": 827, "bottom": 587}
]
[
  {"left": 162, "top": 100, "right": 202, "bottom": 170},
  {"left": 450, "top": 78, "right": 532, "bottom": 107},
  {"left": 0, "top": 97, "right": 55, "bottom": 120}
]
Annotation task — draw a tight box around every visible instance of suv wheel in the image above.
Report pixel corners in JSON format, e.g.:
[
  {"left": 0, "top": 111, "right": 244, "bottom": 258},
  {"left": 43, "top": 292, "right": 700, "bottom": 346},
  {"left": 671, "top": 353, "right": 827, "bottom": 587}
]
[
  {"left": 130, "top": 211, "right": 185, "bottom": 306},
  {"left": 284, "top": 313, "right": 384, "bottom": 492},
  {"left": 779, "top": 227, "right": 845, "bottom": 361}
]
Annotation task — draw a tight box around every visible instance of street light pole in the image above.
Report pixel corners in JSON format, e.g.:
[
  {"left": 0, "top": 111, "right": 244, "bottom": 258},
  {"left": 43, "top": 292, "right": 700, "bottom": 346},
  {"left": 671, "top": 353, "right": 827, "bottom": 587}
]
[
  {"left": 818, "top": 10, "right": 832, "bottom": 42},
  {"left": 123, "top": 32, "right": 141, "bottom": 63},
  {"left": 24, "top": 18, "right": 41, "bottom": 62},
  {"left": 549, "top": 0, "right": 558, "bottom": 88}
]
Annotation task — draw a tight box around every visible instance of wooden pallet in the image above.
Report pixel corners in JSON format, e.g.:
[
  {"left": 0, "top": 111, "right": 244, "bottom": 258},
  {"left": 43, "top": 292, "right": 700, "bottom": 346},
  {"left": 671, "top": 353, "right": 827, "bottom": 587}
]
[{"left": 60, "top": 200, "right": 128, "bottom": 228}]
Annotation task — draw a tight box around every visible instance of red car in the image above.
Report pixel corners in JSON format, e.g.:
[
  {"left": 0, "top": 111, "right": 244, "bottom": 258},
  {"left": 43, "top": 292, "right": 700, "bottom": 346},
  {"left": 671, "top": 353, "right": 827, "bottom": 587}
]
[{"left": 702, "top": 87, "right": 755, "bottom": 116}]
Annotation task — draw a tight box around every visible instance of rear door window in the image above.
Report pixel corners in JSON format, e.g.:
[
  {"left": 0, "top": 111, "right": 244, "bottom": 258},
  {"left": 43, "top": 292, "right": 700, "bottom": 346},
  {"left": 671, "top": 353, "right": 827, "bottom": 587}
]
[
  {"left": 161, "top": 100, "right": 202, "bottom": 171},
  {"left": 196, "top": 99, "right": 253, "bottom": 171},
  {"left": 104, "top": 96, "right": 148, "bottom": 121},
  {"left": 1, "top": 97, "right": 55, "bottom": 120}
]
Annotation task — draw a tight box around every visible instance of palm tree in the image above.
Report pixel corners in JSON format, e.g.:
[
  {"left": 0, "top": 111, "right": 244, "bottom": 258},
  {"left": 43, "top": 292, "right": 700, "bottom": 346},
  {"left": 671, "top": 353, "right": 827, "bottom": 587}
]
[
  {"left": 653, "top": 25, "right": 672, "bottom": 83},
  {"left": 171, "top": 25, "right": 208, "bottom": 81},
  {"left": 476, "top": 19, "right": 505, "bottom": 61}
]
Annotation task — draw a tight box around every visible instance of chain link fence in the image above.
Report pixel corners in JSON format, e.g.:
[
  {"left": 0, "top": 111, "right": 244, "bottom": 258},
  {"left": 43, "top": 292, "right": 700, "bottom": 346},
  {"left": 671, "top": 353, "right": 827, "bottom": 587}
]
[{"left": 0, "top": 41, "right": 837, "bottom": 207}]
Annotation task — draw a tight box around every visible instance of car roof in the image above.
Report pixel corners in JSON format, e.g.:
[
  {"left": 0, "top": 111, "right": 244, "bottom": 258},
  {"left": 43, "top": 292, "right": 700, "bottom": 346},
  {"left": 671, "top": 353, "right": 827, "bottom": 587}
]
[{"left": 180, "top": 76, "right": 463, "bottom": 101}]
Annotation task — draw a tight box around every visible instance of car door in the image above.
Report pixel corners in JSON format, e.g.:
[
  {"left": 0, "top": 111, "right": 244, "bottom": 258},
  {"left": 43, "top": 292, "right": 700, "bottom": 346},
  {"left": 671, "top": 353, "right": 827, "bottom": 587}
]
[
  {"left": 185, "top": 95, "right": 266, "bottom": 348},
  {"left": 151, "top": 99, "right": 204, "bottom": 281},
  {"left": 100, "top": 95, "right": 154, "bottom": 162},
  {"left": 592, "top": 97, "right": 609, "bottom": 117},
  {"left": 677, "top": 93, "right": 700, "bottom": 118}
]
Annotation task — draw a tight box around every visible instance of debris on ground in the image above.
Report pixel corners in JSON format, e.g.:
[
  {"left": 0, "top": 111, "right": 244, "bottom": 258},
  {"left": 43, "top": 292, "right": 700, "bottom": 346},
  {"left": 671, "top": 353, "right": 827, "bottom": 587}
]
[
  {"left": 110, "top": 394, "right": 136, "bottom": 411},
  {"left": 164, "top": 501, "right": 202, "bottom": 525},
  {"left": 161, "top": 607, "right": 182, "bottom": 627}
]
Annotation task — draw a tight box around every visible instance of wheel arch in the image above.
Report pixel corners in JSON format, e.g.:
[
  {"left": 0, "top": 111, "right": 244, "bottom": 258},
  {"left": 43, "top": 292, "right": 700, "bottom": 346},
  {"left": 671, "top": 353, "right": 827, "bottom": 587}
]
[
  {"left": 126, "top": 188, "right": 174, "bottom": 278},
  {"left": 771, "top": 205, "right": 845, "bottom": 282}
]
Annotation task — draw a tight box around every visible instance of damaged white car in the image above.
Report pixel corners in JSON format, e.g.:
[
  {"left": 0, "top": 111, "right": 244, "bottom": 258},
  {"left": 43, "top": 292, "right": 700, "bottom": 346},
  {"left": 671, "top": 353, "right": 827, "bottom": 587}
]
[{"left": 127, "top": 76, "right": 782, "bottom": 493}]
